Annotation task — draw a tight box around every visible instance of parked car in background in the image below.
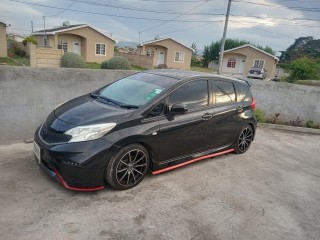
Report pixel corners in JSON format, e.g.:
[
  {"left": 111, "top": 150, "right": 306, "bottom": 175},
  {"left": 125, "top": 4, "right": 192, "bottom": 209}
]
[
  {"left": 271, "top": 76, "right": 280, "bottom": 82},
  {"left": 248, "top": 67, "right": 267, "bottom": 79},
  {"left": 34, "top": 70, "right": 257, "bottom": 191}
]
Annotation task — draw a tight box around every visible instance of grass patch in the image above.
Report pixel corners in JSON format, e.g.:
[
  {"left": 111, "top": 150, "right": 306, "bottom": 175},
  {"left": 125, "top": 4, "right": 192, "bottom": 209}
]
[
  {"left": 86, "top": 62, "right": 101, "bottom": 69},
  {"left": 131, "top": 65, "right": 146, "bottom": 71},
  {"left": 12, "top": 56, "right": 30, "bottom": 66},
  {"left": 294, "top": 80, "right": 320, "bottom": 87},
  {"left": 0, "top": 56, "right": 30, "bottom": 66},
  {"left": 190, "top": 66, "right": 216, "bottom": 73},
  {"left": 0, "top": 57, "right": 18, "bottom": 66}
]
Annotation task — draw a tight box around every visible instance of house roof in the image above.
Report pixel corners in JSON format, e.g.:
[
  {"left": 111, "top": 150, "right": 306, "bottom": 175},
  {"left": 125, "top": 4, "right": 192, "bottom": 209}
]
[
  {"left": 139, "top": 38, "right": 193, "bottom": 51},
  {"left": 224, "top": 44, "right": 279, "bottom": 61},
  {"left": 32, "top": 24, "right": 116, "bottom": 42},
  {"left": 7, "top": 33, "right": 25, "bottom": 38}
]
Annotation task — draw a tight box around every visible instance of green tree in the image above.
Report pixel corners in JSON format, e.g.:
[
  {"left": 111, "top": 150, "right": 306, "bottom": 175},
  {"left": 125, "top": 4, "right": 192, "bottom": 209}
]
[
  {"left": 286, "top": 57, "right": 320, "bottom": 82},
  {"left": 191, "top": 42, "right": 198, "bottom": 55},
  {"left": 280, "top": 36, "right": 320, "bottom": 62}
]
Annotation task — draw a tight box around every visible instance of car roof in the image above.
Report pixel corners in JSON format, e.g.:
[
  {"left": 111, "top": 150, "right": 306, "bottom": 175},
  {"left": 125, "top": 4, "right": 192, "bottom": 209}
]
[{"left": 143, "top": 69, "right": 249, "bottom": 86}]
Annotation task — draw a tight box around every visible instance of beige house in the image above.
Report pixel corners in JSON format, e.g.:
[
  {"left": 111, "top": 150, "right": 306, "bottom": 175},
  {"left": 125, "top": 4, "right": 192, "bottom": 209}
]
[
  {"left": 32, "top": 24, "right": 115, "bottom": 63},
  {"left": 7, "top": 33, "right": 25, "bottom": 42},
  {"left": 221, "top": 44, "right": 278, "bottom": 79},
  {"left": 0, "top": 22, "right": 8, "bottom": 57},
  {"left": 138, "top": 38, "right": 193, "bottom": 70}
]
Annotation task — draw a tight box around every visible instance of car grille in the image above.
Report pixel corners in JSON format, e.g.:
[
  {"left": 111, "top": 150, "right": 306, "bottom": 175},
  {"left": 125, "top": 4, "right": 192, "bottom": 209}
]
[{"left": 40, "top": 124, "right": 72, "bottom": 144}]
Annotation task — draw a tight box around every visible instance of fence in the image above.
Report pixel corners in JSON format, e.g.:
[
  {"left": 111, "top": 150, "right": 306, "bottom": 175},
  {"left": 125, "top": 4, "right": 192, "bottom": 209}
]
[
  {"left": 116, "top": 52, "right": 153, "bottom": 69},
  {"left": 29, "top": 44, "right": 63, "bottom": 68}
]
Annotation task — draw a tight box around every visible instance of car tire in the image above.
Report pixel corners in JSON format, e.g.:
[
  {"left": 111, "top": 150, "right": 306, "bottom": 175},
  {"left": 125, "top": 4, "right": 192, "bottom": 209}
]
[
  {"left": 106, "top": 144, "right": 150, "bottom": 190},
  {"left": 234, "top": 125, "right": 254, "bottom": 154}
]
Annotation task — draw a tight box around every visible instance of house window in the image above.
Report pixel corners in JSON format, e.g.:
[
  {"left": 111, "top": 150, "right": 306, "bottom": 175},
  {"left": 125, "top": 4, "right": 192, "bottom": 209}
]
[
  {"left": 253, "top": 59, "right": 265, "bottom": 68},
  {"left": 96, "top": 43, "right": 106, "bottom": 55},
  {"left": 146, "top": 49, "right": 154, "bottom": 57},
  {"left": 58, "top": 43, "right": 68, "bottom": 53},
  {"left": 227, "top": 58, "right": 236, "bottom": 68},
  {"left": 174, "top": 52, "right": 185, "bottom": 62}
]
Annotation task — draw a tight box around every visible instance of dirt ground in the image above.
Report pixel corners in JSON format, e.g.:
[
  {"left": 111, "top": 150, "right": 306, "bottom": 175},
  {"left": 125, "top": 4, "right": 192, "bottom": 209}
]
[{"left": 0, "top": 128, "right": 319, "bottom": 240}]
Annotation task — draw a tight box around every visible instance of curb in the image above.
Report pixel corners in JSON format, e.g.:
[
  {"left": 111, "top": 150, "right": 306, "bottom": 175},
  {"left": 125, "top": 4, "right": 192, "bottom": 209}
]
[{"left": 258, "top": 123, "right": 320, "bottom": 135}]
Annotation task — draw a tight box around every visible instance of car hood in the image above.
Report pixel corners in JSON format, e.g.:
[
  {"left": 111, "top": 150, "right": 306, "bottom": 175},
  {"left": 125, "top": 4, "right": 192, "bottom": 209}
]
[{"left": 54, "top": 94, "right": 134, "bottom": 126}]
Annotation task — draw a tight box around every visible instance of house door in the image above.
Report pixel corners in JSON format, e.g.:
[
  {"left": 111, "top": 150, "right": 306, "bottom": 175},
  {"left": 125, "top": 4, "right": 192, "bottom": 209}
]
[
  {"left": 238, "top": 59, "right": 245, "bottom": 74},
  {"left": 73, "top": 42, "right": 81, "bottom": 55},
  {"left": 157, "top": 51, "right": 165, "bottom": 65}
]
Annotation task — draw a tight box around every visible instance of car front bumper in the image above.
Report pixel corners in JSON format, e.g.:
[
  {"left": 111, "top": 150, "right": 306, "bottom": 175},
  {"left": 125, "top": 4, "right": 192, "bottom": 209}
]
[{"left": 34, "top": 125, "right": 116, "bottom": 191}]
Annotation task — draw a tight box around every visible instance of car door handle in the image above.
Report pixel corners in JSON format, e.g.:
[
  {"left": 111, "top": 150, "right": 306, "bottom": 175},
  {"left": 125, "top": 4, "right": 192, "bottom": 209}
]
[
  {"left": 202, "top": 113, "right": 213, "bottom": 120},
  {"left": 237, "top": 106, "right": 244, "bottom": 112}
]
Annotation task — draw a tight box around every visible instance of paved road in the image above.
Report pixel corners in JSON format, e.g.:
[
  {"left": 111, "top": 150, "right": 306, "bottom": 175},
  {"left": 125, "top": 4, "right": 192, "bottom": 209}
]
[{"left": 0, "top": 128, "right": 319, "bottom": 240}]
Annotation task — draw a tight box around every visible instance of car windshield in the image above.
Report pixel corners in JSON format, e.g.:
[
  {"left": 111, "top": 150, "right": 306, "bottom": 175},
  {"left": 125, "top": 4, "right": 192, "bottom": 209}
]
[{"left": 96, "top": 73, "right": 178, "bottom": 108}]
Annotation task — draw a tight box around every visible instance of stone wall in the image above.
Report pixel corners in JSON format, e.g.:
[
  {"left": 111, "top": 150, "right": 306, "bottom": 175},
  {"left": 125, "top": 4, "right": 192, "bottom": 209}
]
[
  {"left": 116, "top": 52, "right": 153, "bottom": 69},
  {"left": 0, "top": 66, "right": 319, "bottom": 142},
  {"left": 29, "top": 44, "right": 63, "bottom": 68}
]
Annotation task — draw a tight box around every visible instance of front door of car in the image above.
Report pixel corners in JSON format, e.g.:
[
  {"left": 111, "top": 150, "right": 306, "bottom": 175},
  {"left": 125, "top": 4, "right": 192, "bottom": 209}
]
[{"left": 156, "top": 79, "right": 215, "bottom": 163}]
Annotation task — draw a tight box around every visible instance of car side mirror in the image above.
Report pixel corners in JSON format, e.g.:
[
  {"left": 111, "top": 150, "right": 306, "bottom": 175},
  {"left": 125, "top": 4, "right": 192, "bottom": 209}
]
[{"left": 171, "top": 104, "right": 188, "bottom": 114}]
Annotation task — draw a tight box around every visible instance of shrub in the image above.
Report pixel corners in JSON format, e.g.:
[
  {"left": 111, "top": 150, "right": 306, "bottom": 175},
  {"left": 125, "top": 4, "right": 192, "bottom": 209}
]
[
  {"left": 286, "top": 57, "right": 320, "bottom": 82},
  {"left": 100, "top": 60, "right": 108, "bottom": 69},
  {"left": 101, "top": 56, "right": 131, "bottom": 70},
  {"left": 287, "top": 116, "right": 303, "bottom": 127},
  {"left": 61, "top": 52, "right": 86, "bottom": 68},
  {"left": 254, "top": 108, "right": 266, "bottom": 123},
  {"left": 22, "top": 36, "right": 37, "bottom": 46},
  {"left": 267, "top": 113, "right": 281, "bottom": 124},
  {"left": 306, "top": 120, "right": 315, "bottom": 128}
]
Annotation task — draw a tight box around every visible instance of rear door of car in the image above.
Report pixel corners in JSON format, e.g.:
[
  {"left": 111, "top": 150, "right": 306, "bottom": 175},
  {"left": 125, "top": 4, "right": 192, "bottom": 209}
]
[{"left": 211, "top": 78, "right": 243, "bottom": 147}]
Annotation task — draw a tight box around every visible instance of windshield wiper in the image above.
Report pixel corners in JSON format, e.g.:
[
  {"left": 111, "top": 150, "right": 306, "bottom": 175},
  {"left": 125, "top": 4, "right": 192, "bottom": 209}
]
[
  {"left": 90, "top": 93, "right": 138, "bottom": 109},
  {"left": 90, "top": 93, "right": 120, "bottom": 106},
  {"left": 118, "top": 104, "right": 139, "bottom": 109}
]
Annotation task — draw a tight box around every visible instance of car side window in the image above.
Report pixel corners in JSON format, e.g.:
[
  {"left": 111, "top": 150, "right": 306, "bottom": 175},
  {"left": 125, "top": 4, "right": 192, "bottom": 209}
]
[
  {"left": 146, "top": 102, "right": 165, "bottom": 118},
  {"left": 213, "top": 80, "right": 236, "bottom": 105},
  {"left": 236, "top": 83, "right": 250, "bottom": 102},
  {"left": 168, "top": 80, "right": 209, "bottom": 110}
]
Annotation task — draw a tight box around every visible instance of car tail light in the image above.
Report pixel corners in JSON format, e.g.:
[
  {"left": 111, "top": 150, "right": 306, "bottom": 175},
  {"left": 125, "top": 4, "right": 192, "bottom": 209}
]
[{"left": 251, "top": 97, "right": 256, "bottom": 110}]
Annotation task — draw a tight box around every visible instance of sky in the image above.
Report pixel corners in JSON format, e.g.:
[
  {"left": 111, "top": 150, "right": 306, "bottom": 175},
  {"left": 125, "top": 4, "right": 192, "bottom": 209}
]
[{"left": 1, "top": 0, "right": 320, "bottom": 56}]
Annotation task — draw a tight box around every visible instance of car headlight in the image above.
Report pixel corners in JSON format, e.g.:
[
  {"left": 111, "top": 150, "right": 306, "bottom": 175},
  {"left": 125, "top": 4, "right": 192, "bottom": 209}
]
[{"left": 65, "top": 123, "right": 116, "bottom": 143}]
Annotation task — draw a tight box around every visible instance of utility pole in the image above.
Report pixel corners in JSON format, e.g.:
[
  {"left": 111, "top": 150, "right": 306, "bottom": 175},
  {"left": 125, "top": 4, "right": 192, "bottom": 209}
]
[
  {"left": 31, "top": 21, "right": 33, "bottom": 33},
  {"left": 43, "top": 16, "right": 46, "bottom": 46},
  {"left": 217, "top": 0, "right": 232, "bottom": 74}
]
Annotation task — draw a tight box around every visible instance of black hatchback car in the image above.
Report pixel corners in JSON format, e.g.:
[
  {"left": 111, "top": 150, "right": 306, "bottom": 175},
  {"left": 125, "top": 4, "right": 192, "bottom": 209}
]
[{"left": 34, "top": 70, "right": 257, "bottom": 191}]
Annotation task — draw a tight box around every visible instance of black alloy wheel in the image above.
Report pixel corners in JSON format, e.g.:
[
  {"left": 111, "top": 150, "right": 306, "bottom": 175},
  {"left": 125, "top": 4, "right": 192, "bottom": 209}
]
[
  {"left": 234, "top": 125, "right": 253, "bottom": 154},
  {"left": 106, "top": 144, "right": 149, "bottom": 190}
]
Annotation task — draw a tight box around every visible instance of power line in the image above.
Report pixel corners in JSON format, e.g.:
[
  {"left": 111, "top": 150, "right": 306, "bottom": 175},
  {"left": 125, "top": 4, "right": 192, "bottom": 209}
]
[
  {"left": 48, "top": 1, "right": 75, "bottom": 17},
  {"left": 230, "top": 14, "right": 320, "bottom": 23},
  {"left": 232, "top": 20, "right": 295, "bottom": 39},
  {"left": 157, "top": 21, "right": 220, "bottom": 36},
  {"left": 9, "top": 0, "right": 218, "bottom": 23},
  {"left": 233, "top": 0, "right": 320, "bottom": 12},
  {"left": 68, "top": 0, "right": 223, "bottom": 16},
  {"left": 140, "top": 1, "right": 208, "bottom": 33}
]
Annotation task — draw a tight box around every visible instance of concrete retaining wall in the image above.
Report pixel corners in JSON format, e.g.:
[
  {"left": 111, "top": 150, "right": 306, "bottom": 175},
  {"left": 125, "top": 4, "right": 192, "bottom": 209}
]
[
  {"left": 247, "top": 79, "right": 320, "bottom": 123},
  {"left": 0, "top": 66, "right": 319, "bottom": 142},
  {"left": 0, "top": 66, "right": 136, "bottom": 142}
]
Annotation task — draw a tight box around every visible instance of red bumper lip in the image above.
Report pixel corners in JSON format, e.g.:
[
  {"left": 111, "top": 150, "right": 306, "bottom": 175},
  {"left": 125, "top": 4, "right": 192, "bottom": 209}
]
[
  {"left": 52, "top": 167, "right": 104, "bottom": 192},
  {"left": 152, "top": 149, "right": 235, "bottom": 175}
]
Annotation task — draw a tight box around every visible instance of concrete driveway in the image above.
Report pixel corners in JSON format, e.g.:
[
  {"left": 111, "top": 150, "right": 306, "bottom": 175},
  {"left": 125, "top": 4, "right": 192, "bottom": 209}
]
[{"left": 0, "top": 128, "right": 319, "bottom": 240}]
